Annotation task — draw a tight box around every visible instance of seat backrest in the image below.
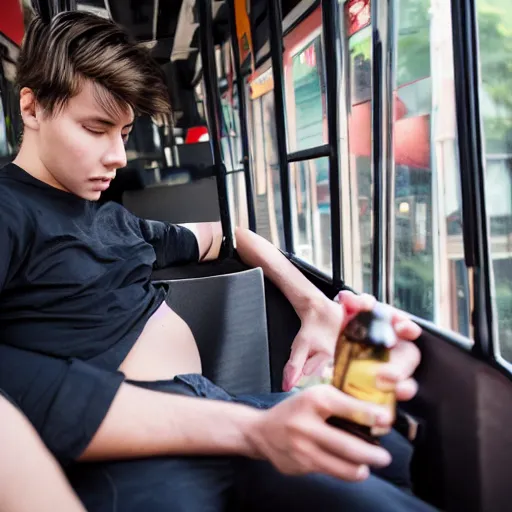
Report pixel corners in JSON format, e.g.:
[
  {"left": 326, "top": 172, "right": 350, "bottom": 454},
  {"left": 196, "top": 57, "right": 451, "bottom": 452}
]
[
  {"left": 122, "top": 177, "right": 220, "bottom": 223},
  {"left": 154, "top": 267, "right": 271, "bottom": 395}
]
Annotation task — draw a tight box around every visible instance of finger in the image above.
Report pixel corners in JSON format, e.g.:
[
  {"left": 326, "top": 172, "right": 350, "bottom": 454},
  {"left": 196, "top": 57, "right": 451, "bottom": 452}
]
[
  {"left": 283, "top": 343, "right": 310, "bottom": 391},
  {"left": 336, "top": 292, "right": 377, "bottom": 330},
  {"left": 337, "top": 291, "right": 376, "bottom": 314},
  {"left": 306, "top": 443, "right": 371, "bottom": 482},
  {"left": 313, "top": 423, "right": 392, "bottom": 468},
  {"left": 393, "top": 319, "right": 422, "bottom": 341},
  {"left": 381, "top": 341, "right": 421, "bottom": 381},
  {"left": 302, "top": 352, "right": 332, "bottom": 377},
  {"left": 312, "top": 386, "right": 393, "bottom": 427},
  {"left": 337, "top": 292, "right": 422, "bottom": 341},
  {"left": 395, "top": 378, "right": 418, "bottom": 402}
]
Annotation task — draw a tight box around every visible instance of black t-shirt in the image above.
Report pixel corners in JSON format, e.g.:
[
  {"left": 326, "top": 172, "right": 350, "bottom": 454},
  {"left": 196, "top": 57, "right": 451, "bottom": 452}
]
[
  {"left": 0, "top": 163, "right": 199, "bottom": 368},
  {"left": 0, "top": 163, "right": 199, "bottom": 461}
]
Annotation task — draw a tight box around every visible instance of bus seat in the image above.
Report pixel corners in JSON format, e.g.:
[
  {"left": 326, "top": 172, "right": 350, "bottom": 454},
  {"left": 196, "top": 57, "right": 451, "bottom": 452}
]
[
  {"left": 155, "top": 267, "right": 271, "bottom": 395},
  {"left": 122, "top": 176, "right": 221, "bottom": 223}
]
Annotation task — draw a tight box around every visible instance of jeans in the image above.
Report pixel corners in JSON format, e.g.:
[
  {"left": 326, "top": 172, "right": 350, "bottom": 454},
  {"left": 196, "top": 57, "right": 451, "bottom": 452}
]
[{"left": 67, "top": 374, "right": 437, "bottom": 511}]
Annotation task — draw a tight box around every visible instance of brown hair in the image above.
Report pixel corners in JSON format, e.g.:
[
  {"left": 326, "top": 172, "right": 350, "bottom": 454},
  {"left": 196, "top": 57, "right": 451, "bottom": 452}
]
[{"left": 16, "top": 11, "right": 171, "bottom": 119}]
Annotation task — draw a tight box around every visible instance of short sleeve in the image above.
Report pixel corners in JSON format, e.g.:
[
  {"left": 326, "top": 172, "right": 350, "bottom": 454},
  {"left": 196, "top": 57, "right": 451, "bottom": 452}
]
[
  {"left": 0, "top": 344, "right": 125, "bottom": 465},
  {"left": 138, "top": 219, "right": 200, "bottom": 269}
]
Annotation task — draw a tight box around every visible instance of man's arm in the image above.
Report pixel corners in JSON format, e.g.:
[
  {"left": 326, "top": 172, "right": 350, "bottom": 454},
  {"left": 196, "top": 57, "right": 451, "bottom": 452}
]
[
  {"left": 190, "top": 225, "right": 422, "bottom": 394},
  {"left": 0, "top": 339, "right": 392, "bottom": 480},
  {"left": 79, "top": 379, "right": 393, "bottom": 482},
  {"left": 183, "top": 223, "right": 329, "bottom": 312},
  {"left": 180, "top": 221, "right": 223, "bottom": 261}
]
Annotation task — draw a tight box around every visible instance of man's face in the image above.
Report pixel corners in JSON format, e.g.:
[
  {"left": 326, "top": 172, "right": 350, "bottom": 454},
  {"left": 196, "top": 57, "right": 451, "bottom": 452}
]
[{"left": 36, "top": 81, "right": 133, "bottom": 201}]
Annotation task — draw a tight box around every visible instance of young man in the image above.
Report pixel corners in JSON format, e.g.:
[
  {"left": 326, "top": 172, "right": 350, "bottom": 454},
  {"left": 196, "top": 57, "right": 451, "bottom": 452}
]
[{"left": 0, "top": 11, "right": 436, "bottom": 511}]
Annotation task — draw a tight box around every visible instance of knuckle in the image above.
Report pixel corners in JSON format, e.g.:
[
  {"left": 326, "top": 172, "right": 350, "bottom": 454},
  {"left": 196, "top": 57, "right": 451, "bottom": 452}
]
[
  {"left": 343, "top": 466, "right": 366, "bottom": 482},
  {"left": 286, "top": 416, "right": 304, "bottom": 437}
]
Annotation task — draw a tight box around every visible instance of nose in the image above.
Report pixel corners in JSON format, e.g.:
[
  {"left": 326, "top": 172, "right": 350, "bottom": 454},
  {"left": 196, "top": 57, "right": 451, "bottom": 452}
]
[{"left": 102, "top": 134, "right": 127, "bottom": 171}]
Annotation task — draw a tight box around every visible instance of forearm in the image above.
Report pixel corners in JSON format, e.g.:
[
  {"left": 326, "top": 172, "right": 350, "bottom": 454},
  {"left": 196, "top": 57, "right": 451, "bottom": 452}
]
[
  {"left": 79, "top": 382, "right": 260, "bottom": 461},
  {"left": 235, "top": 227, "right": 328, "bottom": 318}
]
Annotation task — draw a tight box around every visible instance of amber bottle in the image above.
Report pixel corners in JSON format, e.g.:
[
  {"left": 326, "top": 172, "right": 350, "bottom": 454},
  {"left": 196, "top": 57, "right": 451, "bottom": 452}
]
[{"left": 328, "top": 303, "right": 396, "bottom": 444}]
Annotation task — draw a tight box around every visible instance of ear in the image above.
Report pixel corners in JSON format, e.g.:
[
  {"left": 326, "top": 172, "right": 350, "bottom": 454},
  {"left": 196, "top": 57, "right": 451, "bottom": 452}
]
[{"left": 19, "top": 87, "right": 41, "bottom": 131}]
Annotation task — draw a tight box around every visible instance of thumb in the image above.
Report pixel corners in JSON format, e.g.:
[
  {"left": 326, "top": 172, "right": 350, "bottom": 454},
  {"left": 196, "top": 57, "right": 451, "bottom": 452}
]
[{"left": 282, "top": 342, "right": 310, "bottom": 391}]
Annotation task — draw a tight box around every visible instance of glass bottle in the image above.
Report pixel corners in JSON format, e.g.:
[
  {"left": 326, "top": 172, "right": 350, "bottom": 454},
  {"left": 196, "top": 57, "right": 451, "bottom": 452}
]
[{"left": 328, "top": 302, "right": 396, "bottom": 443}]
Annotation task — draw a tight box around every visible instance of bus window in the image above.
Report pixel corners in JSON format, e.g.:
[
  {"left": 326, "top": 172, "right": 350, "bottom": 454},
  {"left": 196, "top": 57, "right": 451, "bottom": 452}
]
[
  {"left": 281, "top": 8, "right": 330, "bottom": 273},
  {"left": 290, "top": 157, "right": 332, "bottom": 274},
  {"left": 344, "top": 1, "right": 373, "bottom": 293},
  {"left": 284, "top": 11, "right": 327, "bottom": 152},
  {"left": 249, "top": 67, "right": 286, "bottom": 249},
  {"left": 216, "top": 42, "right": 250, "bottom": 231},
  {"left": 0, "top": 91, "right": 8, "bottom": 158},
  {"left": 389, "top": 0, "right": 471, "bottom": 336},
  {"left": 476, "top": 0, "right": 512, "bottom": 363}
]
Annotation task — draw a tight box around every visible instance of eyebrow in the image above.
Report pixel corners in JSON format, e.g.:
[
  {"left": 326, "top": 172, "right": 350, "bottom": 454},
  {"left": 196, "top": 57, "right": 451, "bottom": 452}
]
[{"left": 85, "top": 117, "right": 134, "bottom": 129}]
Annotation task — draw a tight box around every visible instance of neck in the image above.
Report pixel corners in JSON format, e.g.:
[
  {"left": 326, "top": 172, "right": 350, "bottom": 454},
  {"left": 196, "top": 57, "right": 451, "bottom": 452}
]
[{"left": 13, "top": 138, "right": 64, "bottom": 191}]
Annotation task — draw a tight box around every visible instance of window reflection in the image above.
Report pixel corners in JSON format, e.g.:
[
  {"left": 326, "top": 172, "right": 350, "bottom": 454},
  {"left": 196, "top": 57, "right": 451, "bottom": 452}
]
[
  {"left": 290, "top": 157, "right": 332, "bottom": 274},
  {"left": 392, "top": 0, "right": 471, "bottom": 335},
  {"left": 248, "top": 68, "right": 285, "bottom": 249},
  {"left": 345, "top": 6, "right": 373, "bottom": 293},
  {"left": 476, "top": 0, "right": 512, "bottom": 362},
  {"left": 285, "top": 33, "right": 327, "bottom": 152}
]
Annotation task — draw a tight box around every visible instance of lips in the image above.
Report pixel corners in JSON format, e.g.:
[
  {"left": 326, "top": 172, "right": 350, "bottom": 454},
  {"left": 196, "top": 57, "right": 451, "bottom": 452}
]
[{"left": 90, "top": 178, "right": 112, "bottom": 191}]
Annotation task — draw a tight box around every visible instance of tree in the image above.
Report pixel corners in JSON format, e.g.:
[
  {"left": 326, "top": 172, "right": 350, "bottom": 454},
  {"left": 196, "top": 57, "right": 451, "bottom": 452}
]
[{"left": 477, "top": 0, "right": 512, "bottom": 152}]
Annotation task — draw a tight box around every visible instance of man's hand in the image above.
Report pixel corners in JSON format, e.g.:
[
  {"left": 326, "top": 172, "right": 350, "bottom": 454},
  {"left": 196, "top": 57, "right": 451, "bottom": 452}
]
[
  {"left": 246, "top": 385, "right": 393, "bottom": 481},
  {"left": 282, "top": 291, "right": 422, "bottom": 401},
  {"left": 282, "top": 297, "right": 344, "bottom": 391}
]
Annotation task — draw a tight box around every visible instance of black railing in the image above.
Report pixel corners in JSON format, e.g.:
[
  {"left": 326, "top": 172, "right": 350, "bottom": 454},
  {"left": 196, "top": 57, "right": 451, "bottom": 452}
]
[
  {"left": 370, "top": 0, "right": 384, "bottom": 302},
  {"left": 198, "top": 0, "right": 234, "bottom": 255},
  {"left": 321, "top": 0, "right": 343, "bottom": 287},
  {"left": 451, "top": 0, "right": 494, "bottom": 358},
  {"left": 268, "top": 0, "right": 294, "bottom": 253},
  {"left": 287, "top": 144, "right": 332, "bottom": 163},
  {"left": 227, "top": 0, "right": 257, "bottom": 232}
]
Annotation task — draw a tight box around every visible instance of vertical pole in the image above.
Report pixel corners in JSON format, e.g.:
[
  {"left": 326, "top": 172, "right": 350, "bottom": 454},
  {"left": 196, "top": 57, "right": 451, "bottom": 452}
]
[
  {"left": 268, "top": 0, "right": 293, "bottom": 253},
  {"left": 371, "top": 0, "right": 394, "bottom": 302},
  {"left": 228, "top": 0, "right": 257, "bottom": 232},
  {"left": 198, "top": 0, "right": 234, "bottom": 255},
  {"left": 322, "top": 0, "right": 344, "bottom": 287}
]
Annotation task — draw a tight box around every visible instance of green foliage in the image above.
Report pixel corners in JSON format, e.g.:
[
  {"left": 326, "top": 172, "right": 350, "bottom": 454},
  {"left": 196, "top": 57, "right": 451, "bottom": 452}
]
[
  {"left": 396, "top": 0, "right": 431, "bottom": 86},
  {"left": 394, "top": 0, "right": 512, "bottom": 144},
  {"left": 477, "top": 1, "right": 512, "bottom": 148},
  {"left": 394, "top": 257, "right": 435, "bottom": 320}
]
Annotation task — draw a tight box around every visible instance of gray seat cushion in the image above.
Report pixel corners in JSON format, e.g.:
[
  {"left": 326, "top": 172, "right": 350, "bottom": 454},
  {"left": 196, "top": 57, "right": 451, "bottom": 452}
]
[{"left": 155, "top": 267, "right": 271, "bottom": 395}]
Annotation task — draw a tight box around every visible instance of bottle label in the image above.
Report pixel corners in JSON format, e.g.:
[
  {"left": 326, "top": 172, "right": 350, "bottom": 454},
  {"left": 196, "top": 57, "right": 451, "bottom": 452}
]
[{"left": 333, "top": 340, "right": 395, "bottom": 416}]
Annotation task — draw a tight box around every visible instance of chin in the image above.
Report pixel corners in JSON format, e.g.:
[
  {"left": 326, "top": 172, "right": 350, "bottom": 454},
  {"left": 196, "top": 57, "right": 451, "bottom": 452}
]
[{"left": 76, "top": 190, "right": 102, "bottom": 201}]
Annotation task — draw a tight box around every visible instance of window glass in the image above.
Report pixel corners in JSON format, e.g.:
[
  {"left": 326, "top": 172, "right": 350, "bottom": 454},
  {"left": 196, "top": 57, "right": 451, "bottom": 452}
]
[
  {"left": 392, "top": 0, "right": 471, "bottom": 336},
  {"left": 290, "top": 157, "right": 332, "bottom": 274},
  {"left": 343, "top": 1, "right": 373, "bottom": 293},
  {"left": 0, "top": 93, "right": 8, "bottom": 157},
  {"left": 285, "top": 30, "right": 328, "bottom": 152},
  {"left": 218, "top": 43, "right": 249, "bottom": 231},
  {"left": 476, "top": 0, "right": 512, "bottom": 362},
  {"left": 0, "top": 45, "right": 22, "bottom": 160},
  {"left": 248, "top": 68, "right": 286, "bottom": 249}
]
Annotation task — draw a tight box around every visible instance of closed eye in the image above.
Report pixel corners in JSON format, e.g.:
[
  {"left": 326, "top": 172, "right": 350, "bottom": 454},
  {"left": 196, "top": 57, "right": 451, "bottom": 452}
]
[{"left": 84, "top": 126, "right": 105, "bottom": 135}]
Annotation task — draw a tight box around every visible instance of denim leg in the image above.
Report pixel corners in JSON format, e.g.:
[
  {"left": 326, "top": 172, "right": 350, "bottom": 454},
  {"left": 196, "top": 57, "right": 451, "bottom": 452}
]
[
  {"left": 68, "top": 375, "right": 235, "bottom": 512},
  {"left": 233, "top": 458, "right": 438, "bottom": 512},
  {"left": 68, "top": 456, "right": 234, "bottom": 512}
]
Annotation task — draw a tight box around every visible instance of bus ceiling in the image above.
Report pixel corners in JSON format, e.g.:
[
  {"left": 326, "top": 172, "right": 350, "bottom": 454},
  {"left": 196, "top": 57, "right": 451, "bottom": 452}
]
[{"left": 72, "top": 1, "right": 320, "bottom": 64}]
